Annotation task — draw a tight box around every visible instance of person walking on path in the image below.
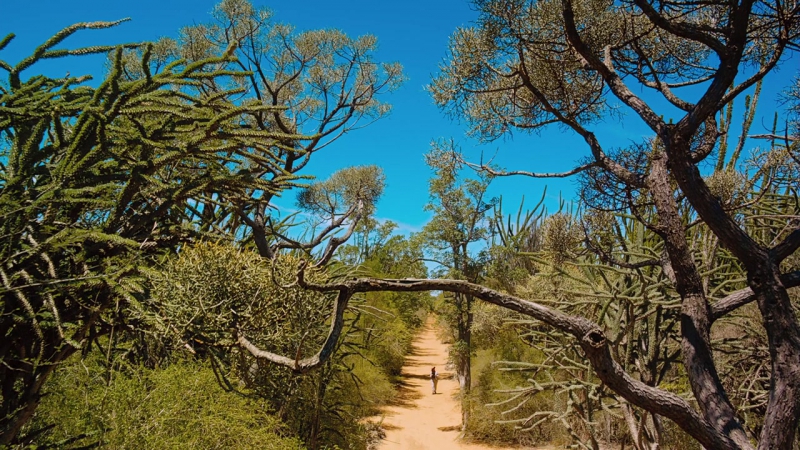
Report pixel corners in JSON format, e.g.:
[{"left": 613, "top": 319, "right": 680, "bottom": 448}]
[{"left": 431, "top": 367, "right": 439, "bottom": 394}]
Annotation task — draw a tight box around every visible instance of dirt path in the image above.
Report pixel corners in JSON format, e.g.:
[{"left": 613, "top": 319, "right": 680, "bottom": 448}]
[{"left": 374, "top": 318, "right": 551, "bottom": 449}]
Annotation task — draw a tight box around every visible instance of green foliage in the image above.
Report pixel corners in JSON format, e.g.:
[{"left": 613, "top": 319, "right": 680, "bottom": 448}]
[
  {"left": 0, "top": 20, "right": 307, "bottom": 442},
  {"left": 298, "top": 166, "right": 386, "bottom": 218},
  {"left": 337, "top": 218, "right": 430, "bottom": 329},
  {"left": 484, "top": 195, "right": 545, "bottom": 293},
  {"left": 146, "top": 243, "right": 330, "bottom": 445},
  {"left": 477, "top": 191, "right": 695, "bottom": 448},
  {"left": 175, "top": 0, "right": 404, "bottom": 133},
  {"left": 469, "top": 346, "right": 569, "bottom": 447},
  {"left": 146, "top": 242, "right": 331, "bottom": 358},
  {"left": 145, "top": 241, "right": 408, "bottom": 450},
  {"left": 1, "top": 0, "right": 403, "bottom": 442},
  {"left": 25, "top": 356, "right": 305, "bottom": 449},
  {"left": 420, "top": 139, "right": 498, "bottom": 431},
  {"left": 422, "top": 140, "right": 495, "bottom": 276}
]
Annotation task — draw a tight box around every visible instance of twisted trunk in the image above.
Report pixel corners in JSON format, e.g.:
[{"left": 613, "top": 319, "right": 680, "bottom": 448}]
[
  {"left": 647, "top": 149, "right": 752, "bottom": 449},
  {"left": 664, "top": 134, "right": 800, "bottom": 449}
]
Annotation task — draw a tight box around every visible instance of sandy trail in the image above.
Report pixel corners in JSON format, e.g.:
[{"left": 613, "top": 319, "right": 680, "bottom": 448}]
[{"left": 374, "top": 318, "right": 550, "bottom": 449}]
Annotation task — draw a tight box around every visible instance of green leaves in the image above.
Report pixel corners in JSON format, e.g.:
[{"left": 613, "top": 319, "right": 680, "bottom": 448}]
[
  {"left": 147, "top": 242, "right": 332, "bottom": 353},
  {"left": 0, "top": 18, "right": 312, "bottom": 441},
  {"left": 297, "top": 165, "right": 385, "bottom": 217}
]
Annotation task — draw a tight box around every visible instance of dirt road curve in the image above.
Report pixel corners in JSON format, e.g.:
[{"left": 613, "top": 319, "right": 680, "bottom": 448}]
[{"left": 374, "top": 318, "right": 553, "bottom": 450}]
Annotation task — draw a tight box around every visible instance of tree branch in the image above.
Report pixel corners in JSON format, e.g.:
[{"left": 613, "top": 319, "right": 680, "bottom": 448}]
[
  {"left": 631, "top": 0, "right": 727, "bottom": 55},
  {"left": 749, "top": 133, "right": 799, "bottom": 142},
  {"left": 769, "top": 229, "right": 800, "bottom": 264},
  {"left": 710, "top": 270, "right": 800, "bottom": 323},
  {"left": 312, "top": 200, "right": 365, "bottom": 268},
  {"left": 462, "top": 159, "right": 598, "bottom": 179},
  {"left": 515, "top": 48, "right": 644, "bottom": 187},
  {"left": 236, "top": 286, "right": 349, "bottom": 373},
  {"left": 560, "top": 0, "right": 666, "bottom": 136},
  {"left": 293, "top": 273, "right": 741, "bottom": 449}
]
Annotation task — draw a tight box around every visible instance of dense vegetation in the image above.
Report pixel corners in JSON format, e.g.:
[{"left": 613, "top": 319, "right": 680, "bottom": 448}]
[
  {"left": 2, "top": 0, "right": 799, "bottom": 448},
  {"left": 0, "top": 1, "right": 419, "bottom": 447}
]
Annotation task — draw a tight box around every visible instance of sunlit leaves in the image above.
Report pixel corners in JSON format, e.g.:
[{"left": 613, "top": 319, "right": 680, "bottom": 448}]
[
  {"left": 147, "top": 242, "right": 331, "bottom": 355},
  {"left": 297, "top": 165, "right": 385, "bottom": 218}
]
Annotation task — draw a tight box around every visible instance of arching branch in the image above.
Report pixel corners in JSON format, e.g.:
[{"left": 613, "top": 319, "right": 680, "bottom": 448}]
[
  {"left": 236, "top": 286, "right": 350, "bottom": 373},
  {"left": 462, "top": 159, "right": 598, "bottom": 179},
  {"left": 280, "top": 271, "right": 742, "bottom": 449}
]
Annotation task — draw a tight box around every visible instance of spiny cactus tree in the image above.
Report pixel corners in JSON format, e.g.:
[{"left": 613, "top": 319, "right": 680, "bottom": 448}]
[
  {"left": 0, "top": 6, "right": 397, "bottom": 440},
  {"left": 0, "top": 22, "right": 297, "bottom": 443},
  {"left": 485, "top": 206, "right": 683, "bottom": 449}
]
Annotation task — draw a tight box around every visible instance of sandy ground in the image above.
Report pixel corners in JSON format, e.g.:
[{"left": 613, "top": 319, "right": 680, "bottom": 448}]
[{"left": 372, "top": 319, "right": 556, "bottom": 450}]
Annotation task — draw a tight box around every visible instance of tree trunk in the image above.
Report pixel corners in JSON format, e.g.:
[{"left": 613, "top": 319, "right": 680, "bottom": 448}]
[
  {"left": 455, "top": 292, "right": 473, "bottom": 432},
  {"left": 1, "top": 397, "right": 39, "bottom": 446},
  {"left": 1, "top": 334, "right": 77, "bottom": 445},
  {"left": 308, "top": 367, "right": 329, "bottom": 450},
  {"left": 752, "top": 265, "right": 800, "bottom": 450},
  {"left": 647, "top": 150, "right": 751, "bottom": 449},
  {"left": 662, "top": 135, "right": 800, "bottom": 449},
  {"left": 457, "top": 295, "right": 472, "bottom": 433}
]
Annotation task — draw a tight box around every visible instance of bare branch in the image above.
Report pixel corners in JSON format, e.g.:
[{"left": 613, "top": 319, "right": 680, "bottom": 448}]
[
  {"left": 312, "top": 201, "right": 365, "bottom": 268},
  {"left": 269, "top": 203, "right": 357, "bottom": 254},
  {"left": 749, "top": 134, "right": 799, "bottom": 142},
  {"left": 633, "top": 40, "right": 694, "bottom": 112},
  {"left": 718, "top": 46, "right": 787, "bottom": 109},
  {"left": 236, "top": 287, "right": 349, "bottom": 373},
  {"left": 770, "top": 229, "right": 800, "bottom": 263},
  {"left": 691, "top": 115, "right": 721, "bottom": 163},
  {"left": 711, "top": 271, "right": 800, "bottom": 323},
  {"left": 462, "top": 159, "right": 598, "bottom": 179}
]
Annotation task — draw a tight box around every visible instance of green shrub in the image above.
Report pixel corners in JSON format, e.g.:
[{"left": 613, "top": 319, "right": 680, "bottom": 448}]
[
  {"left": 347, "top": 357, "right": 396, "bottom": 417},
  {"left": 145, "top": 243, "right": 409, "bottom": 449},
  {"left": 465, "top": 348, "right": 569, "bottom": 446},
  {"left": 25, "top": 356, "right": 304, "bottom": 449}
]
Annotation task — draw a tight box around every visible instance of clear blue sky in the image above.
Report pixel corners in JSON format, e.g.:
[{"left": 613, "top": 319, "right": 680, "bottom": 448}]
[{"left": 2, "top": 0, "right": 797, "bottom": 235}]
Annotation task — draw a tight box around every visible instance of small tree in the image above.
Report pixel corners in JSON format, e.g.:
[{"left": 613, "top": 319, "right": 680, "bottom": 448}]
[
  {"left": 420, "top": 140, "right": 495, "bottom": 431},
  {"left": 153, "top": 0, "right": 405, "bottom": 259}
]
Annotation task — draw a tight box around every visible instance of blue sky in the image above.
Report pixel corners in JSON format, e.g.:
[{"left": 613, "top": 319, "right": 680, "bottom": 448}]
[{"left": 2, "top": 0, "right": 797, "bottom": 236}]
